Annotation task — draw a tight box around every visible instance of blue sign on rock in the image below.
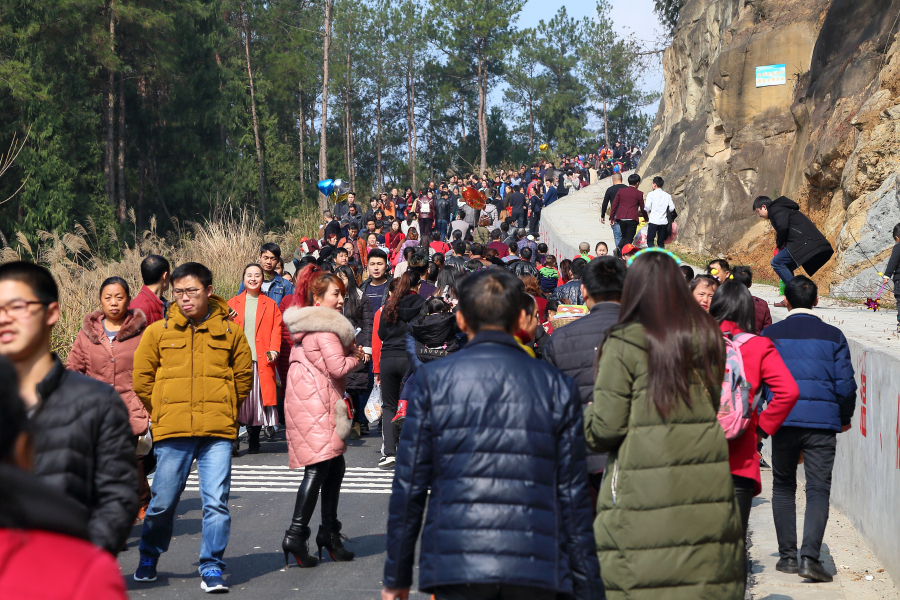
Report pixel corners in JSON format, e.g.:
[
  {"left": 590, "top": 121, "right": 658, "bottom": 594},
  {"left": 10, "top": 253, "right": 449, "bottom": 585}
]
[{"left": 756, "top": 64, "right": 787, "bottom": 87}]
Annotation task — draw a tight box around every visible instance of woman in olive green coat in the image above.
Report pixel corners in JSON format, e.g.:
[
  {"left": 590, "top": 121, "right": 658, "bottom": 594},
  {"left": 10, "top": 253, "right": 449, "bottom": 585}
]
[{"left": 585, "top": 249, "right": 745, "bottom": 600}]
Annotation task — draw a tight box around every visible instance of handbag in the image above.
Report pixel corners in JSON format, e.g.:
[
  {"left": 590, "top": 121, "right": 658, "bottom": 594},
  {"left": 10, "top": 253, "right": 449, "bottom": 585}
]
[{"left": 136, "top": 421, "right": 153, "bottom": 457}]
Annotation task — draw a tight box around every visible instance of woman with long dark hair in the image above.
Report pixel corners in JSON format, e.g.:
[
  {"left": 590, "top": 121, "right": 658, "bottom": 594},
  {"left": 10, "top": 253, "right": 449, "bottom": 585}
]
[
  {"left": 585, "top": 249, "right": 745, "bottom": 599},
  {"left": 709, "top": 281, "right": 798, "bottom": 566},
  {"left": 281, "top": 266, "right": 364, "bottom": 569},
  {"left": 335, "top": 265, "right": 373, "bottom": 439},
  {"left": 557, "top": 258, "right": 573, "bottom": 286},
  {"left": 374, "top": 271, "right": 425, "bottom": 469}
]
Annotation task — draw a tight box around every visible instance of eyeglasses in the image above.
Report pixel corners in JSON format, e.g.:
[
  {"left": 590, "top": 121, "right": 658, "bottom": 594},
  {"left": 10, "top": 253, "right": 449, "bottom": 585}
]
[
  {"left": 173, "top": 288, "right": 205, "bottom": 298},
  {"left": 0, "top": 299, "right": 48, "bottom": 319}
]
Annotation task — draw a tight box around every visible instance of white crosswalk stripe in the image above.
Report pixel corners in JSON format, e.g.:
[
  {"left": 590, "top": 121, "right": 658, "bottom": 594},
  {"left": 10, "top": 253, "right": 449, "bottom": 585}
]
[{"left": 184, "top": 465, "right": 395, "bottom": 494}]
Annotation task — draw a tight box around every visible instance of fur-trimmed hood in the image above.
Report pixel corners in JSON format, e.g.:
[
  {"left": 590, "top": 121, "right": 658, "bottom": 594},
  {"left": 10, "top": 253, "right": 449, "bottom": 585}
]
[
  {"left": 80, "top": 309, "right": 146, "bottom": 344},
  {"left": 283, "top": 305, "right": 356, "bottom": 346}
]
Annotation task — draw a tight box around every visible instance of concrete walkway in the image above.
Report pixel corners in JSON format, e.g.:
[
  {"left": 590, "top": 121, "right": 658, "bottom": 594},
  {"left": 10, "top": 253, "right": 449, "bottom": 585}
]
[{"left": 537, "top": 175, "right": 622, "bottom": 261}]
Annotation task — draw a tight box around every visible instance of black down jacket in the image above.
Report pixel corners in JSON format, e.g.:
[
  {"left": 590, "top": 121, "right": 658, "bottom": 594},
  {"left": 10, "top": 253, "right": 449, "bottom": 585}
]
[
  {"left": 767, "top": 196, "right": 834, "bottom": 276},
  {"left": 31, "top": 357, "right": 139, "bottom": 554},
  {"left": 543, "top": 302, "right": 620, "bottom": 473},
  {"left": 383, "top": 330, "right": 604, "bottom": 599},
  {"left": 551, "top": 279, "right": 585, "bottom": 305},
  {"left": 341, "top": 287, "right": 374, "bottom": 391}
]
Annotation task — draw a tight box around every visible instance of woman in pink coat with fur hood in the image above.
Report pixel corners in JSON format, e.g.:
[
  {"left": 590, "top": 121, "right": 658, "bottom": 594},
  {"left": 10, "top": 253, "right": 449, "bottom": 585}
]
[{"left": 280, "top": 266, "right": 365, "bottom": 570}]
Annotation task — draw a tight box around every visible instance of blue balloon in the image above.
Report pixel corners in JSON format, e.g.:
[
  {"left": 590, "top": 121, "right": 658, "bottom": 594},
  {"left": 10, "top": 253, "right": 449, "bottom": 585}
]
[{"left": 317, "top": 179, "right": 334, "bottom": 197}]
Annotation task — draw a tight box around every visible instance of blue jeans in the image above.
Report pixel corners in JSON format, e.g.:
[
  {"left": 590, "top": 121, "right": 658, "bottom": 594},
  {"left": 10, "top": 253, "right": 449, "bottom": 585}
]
[
  {"left": 139, "top": 437, "right": 232, "bottom": 575},
  {"left": 611, "top": 222, "right": 622, "bottom": 249},
  {"left": 771, "top": 247, "right": 798, "bottom": 284},
  {"left": 436, "top": 220, "right": 449, "bottom": 242}
]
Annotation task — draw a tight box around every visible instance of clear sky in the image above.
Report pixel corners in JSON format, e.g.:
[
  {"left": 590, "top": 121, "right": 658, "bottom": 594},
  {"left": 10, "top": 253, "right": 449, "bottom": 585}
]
[{"left": 504, "top": 0, "right": 666, "bottom": 119}]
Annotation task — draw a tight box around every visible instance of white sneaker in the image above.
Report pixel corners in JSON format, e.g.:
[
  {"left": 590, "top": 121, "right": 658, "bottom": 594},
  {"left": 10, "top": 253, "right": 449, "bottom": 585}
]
[{"left": 377, "top": 456, "right": 396, "bottom": 470}]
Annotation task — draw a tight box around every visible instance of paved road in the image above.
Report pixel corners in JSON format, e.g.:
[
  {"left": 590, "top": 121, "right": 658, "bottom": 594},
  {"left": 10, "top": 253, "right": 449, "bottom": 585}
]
[{"left": 119, "top": 428, "right": 430, "bottom": 599}]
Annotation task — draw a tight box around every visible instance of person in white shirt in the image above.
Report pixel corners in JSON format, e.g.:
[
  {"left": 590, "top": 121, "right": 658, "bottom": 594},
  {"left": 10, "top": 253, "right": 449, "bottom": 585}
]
[{"left": 644, "top": 176, "right": 676, "bottom": 249}]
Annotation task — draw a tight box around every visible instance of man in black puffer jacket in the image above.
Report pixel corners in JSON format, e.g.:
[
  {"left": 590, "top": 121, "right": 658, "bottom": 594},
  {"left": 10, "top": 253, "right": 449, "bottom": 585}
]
[
  {"left": 544, "top": 256, "right": 626, "bottom": 502},
  {"left": 382, "top": 269, "right": 604, "bottom": 600},
  {"left": 551, "top": 257, "right": 588, "bottom": 305},
  {"left": 0, "top": 262, "right": 138, "bottom": 555}
]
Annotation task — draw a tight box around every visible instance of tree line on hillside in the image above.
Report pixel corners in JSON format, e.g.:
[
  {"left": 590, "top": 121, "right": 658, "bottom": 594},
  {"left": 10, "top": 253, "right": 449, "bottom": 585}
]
[{"left": 0, "top": 0, "right": 659, "bottom": 251}]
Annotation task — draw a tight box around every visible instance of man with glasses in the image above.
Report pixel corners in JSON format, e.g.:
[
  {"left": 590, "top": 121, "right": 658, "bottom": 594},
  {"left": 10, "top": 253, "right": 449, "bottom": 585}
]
[
  {"left": 132, "top": 262, "right": 253, "bottom": 592},
  {"left": 0, "top": 261, "right": 139, "bottom": 555}
]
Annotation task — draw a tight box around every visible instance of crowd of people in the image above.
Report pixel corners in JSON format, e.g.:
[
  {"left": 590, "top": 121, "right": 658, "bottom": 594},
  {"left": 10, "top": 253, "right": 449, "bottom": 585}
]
[{"left": 0, "top": 174, "right": 864, "bottom": 600}]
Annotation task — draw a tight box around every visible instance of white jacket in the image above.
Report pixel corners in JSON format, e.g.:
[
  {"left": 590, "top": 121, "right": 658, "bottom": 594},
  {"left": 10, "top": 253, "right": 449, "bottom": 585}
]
[{"left": 644, "top": 188, "right": 675, "bottom": 225}]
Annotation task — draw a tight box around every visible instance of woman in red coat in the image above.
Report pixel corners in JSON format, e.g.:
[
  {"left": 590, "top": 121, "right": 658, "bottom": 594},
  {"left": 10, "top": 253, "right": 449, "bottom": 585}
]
[
  {"left": 710, "top": 282, "right": 799, "bottom": 534},
  {"left": 67, "top": 276, "right": 152, "bottom": 517},
  {"left": 228, "top": 264, "right": 283, "bottom": 454}
]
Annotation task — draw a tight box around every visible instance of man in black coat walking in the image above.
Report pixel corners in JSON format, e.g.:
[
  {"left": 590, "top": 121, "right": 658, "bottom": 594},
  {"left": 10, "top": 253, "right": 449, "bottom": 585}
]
[
  {"left": 544, "top": 256, "right": 626, "bottom": 504},
  {"left": 382, "top": 269, "right": 604, "bottom": 600},
  {"left": 0, "top": 262, "right": 138, "bottom": 555},
  {"left": 753, "top": 196, "right": 834, "bottom": 306}
]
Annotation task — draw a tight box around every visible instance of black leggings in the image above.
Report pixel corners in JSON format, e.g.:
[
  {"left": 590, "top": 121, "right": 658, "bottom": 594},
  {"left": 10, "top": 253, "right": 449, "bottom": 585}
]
[
  {"left": 734, "top": 475, "right": 755, "bottom": 583},
  {"left": 290, "top": 454, "right": 346, "bottom": 531},
  {"left": 380, "top": 355, "right": 409, "bottom": 457}
]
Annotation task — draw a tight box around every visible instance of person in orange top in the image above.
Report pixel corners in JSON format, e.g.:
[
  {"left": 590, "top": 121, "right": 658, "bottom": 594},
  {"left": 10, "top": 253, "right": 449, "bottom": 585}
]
[{"left": 228, "top": 264, "right": 283, "bottom": 454}]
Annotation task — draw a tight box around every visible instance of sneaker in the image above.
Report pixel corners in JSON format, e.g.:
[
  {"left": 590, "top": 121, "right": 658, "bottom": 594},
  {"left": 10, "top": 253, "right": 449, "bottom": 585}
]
[
  {"left": 200, "top": 569, "right": 229, "bottom": 593},
  {"left": 392, "top": 400, "right": 408, "bottom": 424},
  {"left": 359, "top": 422, "right": 369, "bottom": 435},
  {"left": 136, "top": 505, "right": 148, "bottom": 522},
  {"left": 349, "top": 422, "right": 361, "bottom": 440},
  {"left": 377, "top": 456, "right": 396, "bottom": 470},
  {"left": 134, "top": 555, "right": 159, "bottom": 582}
]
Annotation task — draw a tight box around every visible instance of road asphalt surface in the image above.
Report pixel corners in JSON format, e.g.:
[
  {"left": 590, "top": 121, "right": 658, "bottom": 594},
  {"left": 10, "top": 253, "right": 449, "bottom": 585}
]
[{"left": 119, "top": 427, "right": 430, "bottom": 599}]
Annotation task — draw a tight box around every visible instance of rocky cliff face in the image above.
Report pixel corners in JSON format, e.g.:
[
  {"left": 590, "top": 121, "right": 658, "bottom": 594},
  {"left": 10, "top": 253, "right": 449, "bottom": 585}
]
[{"left": 641, "top": 0, "right": 900, "bottom": 295}]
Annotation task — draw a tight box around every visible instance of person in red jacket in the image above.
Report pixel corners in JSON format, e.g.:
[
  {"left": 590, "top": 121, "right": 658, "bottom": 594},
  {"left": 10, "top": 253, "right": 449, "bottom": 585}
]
[
  {"left": 609, "top": 173, "right": 646, "bottom": 256},
  {"left": 709, "top": 282, "right": 799, "bottom": 543},
  {"left": 129, "top": 255, "right": 170, "bottom": 325},
  {"left": 0, "top": 357, "right": 128, "bottom": 600}
]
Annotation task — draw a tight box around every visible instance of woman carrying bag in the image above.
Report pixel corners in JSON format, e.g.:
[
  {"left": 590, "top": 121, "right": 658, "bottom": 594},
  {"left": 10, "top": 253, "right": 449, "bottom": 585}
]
[
  {"left": 228, "top": 264, "right": 283, "bottom": 455},
  {"left": 335, "top": 265, "right": 373, "bottom": 439},
  {"left": 67, "top": 277, "right": 151, "bottom": 519},
  {"left": 281, "top": 266, "right": 364, "bottom": 569}
]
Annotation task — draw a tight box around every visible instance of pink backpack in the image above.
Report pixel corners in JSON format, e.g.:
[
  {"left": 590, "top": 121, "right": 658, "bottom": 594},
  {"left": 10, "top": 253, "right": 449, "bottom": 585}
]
[{"left": 718, "top": 332, "right": 760, "bottom": 440}]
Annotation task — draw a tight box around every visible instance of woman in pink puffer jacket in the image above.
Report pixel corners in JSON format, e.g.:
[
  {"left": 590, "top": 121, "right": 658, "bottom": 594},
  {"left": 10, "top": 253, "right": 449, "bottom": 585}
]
[{"left": 280, "top": 267, "right": 364, "bottom": 571}]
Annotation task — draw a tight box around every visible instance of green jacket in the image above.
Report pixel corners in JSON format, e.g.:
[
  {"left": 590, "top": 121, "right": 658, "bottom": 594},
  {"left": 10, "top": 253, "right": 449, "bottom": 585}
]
[{"left": 585, "top": 322, "right": 744, "bottom": 600}]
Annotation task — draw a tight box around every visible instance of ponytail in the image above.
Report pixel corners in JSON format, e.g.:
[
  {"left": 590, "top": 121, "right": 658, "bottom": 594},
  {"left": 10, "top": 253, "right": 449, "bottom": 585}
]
[
  {"left": 383, "top": 271, "right": 420, "bottom": 324},
  {"left": 293, "top": 264, "right": 323, "bottom": 308}
]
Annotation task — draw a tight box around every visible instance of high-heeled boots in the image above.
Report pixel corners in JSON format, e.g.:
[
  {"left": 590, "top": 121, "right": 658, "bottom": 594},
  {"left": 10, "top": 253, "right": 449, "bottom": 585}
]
[
  {"left": 282, "top": 526, "right": 318, "bottom": 568},
  {"left": 316, "top": 522, "right": 355, "bottom": 562}
]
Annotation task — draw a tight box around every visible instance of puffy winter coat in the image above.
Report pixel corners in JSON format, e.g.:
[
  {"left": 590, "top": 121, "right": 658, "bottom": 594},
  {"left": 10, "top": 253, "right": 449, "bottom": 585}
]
[
  {"left": 766, "top": 196, "right": 834, "bottom": 276},
  {"left": 383, "top": 330, "right": 604, "bottom": 599},
  {"left": 132, "top": 296, "right": 254, "bottom": 442},
  {"left": 586, "top": 322, "right": 744, "bottom": 600},
  {"left": 67, "top": 309, "right": 149, "bottom": 435},
  {"left": 227, "top": 292, "right": 283, "bottom": 406},
  {"left": 543, "top": 302, "right": 620, "bottom": 472},
  {"left": 761, "top": 310, "right": 857, "bottom": 431},
  {"left": 283, "top": 306, "right": 360, "bottom": 468},
  {"left": 405, "top": 311, "right": 461, "bottom": 372},
  {"left": 0, "top": 466, "right": 127, "bottom": 600},
  {"left": 342, "top": 287, "right": 374, "bottom": 391},
  {"left": 719, "top": 321, "right": 798, "bottom": 495},
  {"left": 551, "top": 279, "right": 585, "bottom": 305},
  {"left": 30, "top": 358, "right": 139, "bottom": 555}
]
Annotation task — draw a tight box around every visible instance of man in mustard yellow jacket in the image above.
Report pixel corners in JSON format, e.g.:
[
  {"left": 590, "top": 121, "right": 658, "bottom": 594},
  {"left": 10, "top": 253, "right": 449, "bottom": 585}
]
[{"left": 131, "top": 262, "right": 252, "bottom": 593}]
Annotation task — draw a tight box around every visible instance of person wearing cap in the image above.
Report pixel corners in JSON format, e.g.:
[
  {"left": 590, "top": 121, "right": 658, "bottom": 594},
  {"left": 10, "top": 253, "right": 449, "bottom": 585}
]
[{"left": 621, "top": 244, "right": 639, "bottom": 260}]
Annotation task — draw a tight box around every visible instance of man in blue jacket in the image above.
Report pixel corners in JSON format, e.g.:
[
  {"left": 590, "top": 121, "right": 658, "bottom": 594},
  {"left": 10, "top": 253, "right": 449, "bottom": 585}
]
[
  {"left": 237, "top": 242, "right": 294, "bottom": 306},
  {"left": 762, "top": 276, "right": 857, "bottom": 583},
  {"left": 381, "top": 269, "right": 604, "bottom": 600}
]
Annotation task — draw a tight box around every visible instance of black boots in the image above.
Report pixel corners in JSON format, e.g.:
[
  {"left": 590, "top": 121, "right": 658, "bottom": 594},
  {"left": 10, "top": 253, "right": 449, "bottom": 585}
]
[
  {"left": 316, "top": 522, "right": 355, "bottom": 562},
  {"left": 247, "top": 425, "right": 261, "bottom": 454},
  {"left": 282, "top": 526, "right": 318, "bottom": 568}
]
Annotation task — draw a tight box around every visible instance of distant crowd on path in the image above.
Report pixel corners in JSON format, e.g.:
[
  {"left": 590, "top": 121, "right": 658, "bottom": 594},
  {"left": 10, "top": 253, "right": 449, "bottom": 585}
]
[{"left": 0, "top": 181, "right": 874, "bottom": 600}]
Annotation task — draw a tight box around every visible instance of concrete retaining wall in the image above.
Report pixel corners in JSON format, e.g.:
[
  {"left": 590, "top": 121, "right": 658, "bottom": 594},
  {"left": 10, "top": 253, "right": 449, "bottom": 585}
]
[{"left": 543, "top": 178, "right": 900, "bottom": 584}]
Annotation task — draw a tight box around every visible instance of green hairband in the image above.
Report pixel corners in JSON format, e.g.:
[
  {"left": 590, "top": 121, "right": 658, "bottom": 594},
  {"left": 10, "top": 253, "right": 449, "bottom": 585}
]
[{"left": 627, "top": 247, "right": 683, "bottom": 267}]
